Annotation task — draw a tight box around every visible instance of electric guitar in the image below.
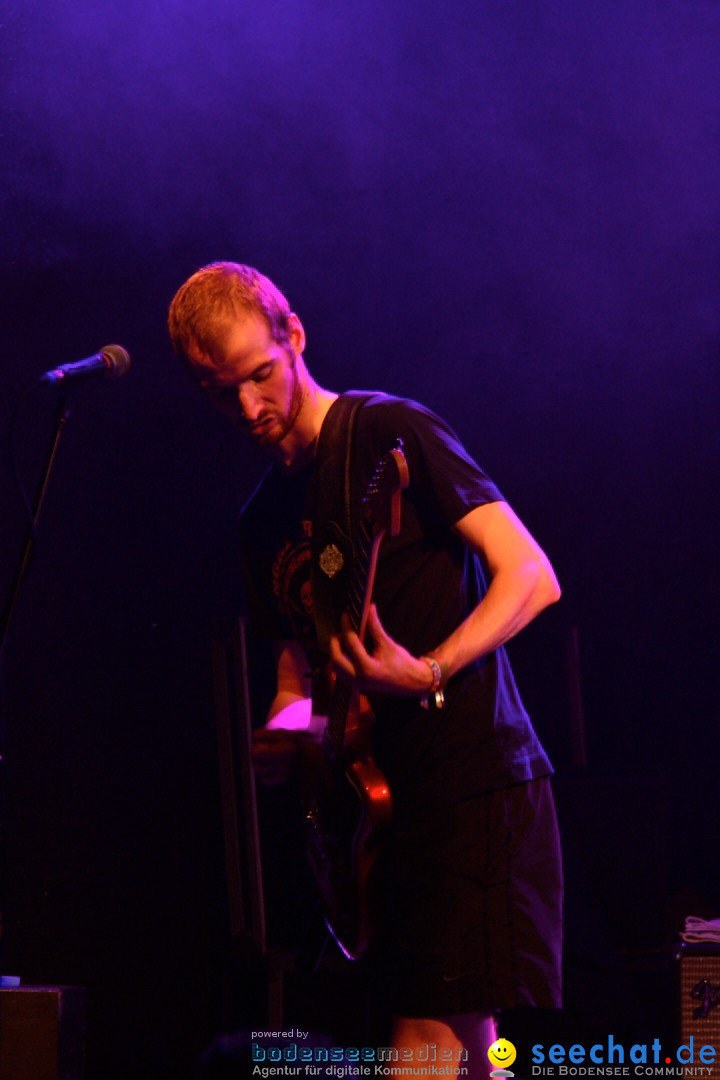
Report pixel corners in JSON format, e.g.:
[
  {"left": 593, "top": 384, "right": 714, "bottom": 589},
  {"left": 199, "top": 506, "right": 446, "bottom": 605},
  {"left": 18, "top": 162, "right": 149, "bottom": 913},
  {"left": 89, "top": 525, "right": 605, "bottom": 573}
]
[{"left": 267, "top": 440, "right": 409, "bottom": 959}]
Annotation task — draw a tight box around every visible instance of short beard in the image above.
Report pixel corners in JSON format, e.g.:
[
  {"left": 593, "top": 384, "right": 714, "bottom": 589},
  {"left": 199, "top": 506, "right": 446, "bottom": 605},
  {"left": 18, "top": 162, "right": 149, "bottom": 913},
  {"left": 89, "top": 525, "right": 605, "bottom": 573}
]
[
  {"left": 285, "top": 351, "right": 305, "bottom": 433},
  {"left": 263, "top": 349, "right": 305, "bottom": 446}
]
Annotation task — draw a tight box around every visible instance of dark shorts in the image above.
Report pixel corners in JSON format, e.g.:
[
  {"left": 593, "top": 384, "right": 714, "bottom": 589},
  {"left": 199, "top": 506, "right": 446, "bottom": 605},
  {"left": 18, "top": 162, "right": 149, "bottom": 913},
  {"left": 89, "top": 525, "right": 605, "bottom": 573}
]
[{"left": 380, "top": 777, "right": 563, "bottom": 1018}]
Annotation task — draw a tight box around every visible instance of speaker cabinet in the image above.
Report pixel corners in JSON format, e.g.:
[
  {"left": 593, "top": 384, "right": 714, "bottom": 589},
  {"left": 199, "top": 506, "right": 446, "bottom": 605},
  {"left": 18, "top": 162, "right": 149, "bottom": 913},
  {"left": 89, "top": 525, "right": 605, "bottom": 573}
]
[
  {"left": 0, "top": 986, "right": 85, "bottom": 1080},
  {"left": 676, "top": 944, "right": 720, "bottom": 1051}
]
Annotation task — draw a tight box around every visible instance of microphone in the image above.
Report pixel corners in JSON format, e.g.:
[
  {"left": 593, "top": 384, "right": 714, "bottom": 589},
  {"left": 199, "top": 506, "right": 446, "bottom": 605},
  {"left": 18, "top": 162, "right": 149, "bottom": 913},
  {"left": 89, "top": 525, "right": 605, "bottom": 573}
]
[{"left": 40, "top": 344, "right": 131, "bottom": 384}]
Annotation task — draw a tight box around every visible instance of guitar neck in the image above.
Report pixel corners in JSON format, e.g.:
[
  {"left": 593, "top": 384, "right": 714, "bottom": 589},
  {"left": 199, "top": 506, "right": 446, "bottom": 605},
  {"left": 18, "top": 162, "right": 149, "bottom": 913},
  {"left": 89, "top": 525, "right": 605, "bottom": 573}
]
[
  {"left": 323, "top": 439, "right": 409, "bottom": 759},
  {"left": 326, "top": 518, "right": 383, "bottom": 755}
]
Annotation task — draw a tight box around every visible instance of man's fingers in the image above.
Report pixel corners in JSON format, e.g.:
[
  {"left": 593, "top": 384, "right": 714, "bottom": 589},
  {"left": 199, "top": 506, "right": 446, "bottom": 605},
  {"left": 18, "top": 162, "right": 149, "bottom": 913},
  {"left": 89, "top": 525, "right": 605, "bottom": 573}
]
[
  {"left": 329, "top": 623, "right": 378, "bottom": 687},
  {"left": 366, "top": 603, "right": 389, "bottom": 643},
  {"left": 340, "top": 612, "right": 369, "bottom": 647},
  {"left": 329, "top": 632, "right": 359, "bottom": 678}
]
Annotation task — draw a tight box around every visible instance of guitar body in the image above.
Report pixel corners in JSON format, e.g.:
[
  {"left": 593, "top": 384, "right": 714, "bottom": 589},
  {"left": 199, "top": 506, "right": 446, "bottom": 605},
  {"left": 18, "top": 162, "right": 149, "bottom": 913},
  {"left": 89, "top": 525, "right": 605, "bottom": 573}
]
[
  {"left": 266, "top": 442, "right": 408, "bottom": 960},
  {"left": 268, "top": 694, "right": 392, "bottom": 960}
]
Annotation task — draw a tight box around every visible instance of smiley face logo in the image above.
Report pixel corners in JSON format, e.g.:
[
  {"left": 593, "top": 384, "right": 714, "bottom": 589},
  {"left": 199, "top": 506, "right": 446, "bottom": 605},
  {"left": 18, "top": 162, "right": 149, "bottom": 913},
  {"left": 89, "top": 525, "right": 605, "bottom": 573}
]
[{"left": 488, "top": 1038, "right": 517, "bottom": 1072}]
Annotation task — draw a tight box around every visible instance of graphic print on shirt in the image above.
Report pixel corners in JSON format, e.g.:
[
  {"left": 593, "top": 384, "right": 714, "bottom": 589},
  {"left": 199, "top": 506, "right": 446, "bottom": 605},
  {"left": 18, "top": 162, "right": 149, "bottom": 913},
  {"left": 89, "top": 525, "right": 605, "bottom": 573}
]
[{"left": 270, "top": 519, "right": 314, "bottom": 647}]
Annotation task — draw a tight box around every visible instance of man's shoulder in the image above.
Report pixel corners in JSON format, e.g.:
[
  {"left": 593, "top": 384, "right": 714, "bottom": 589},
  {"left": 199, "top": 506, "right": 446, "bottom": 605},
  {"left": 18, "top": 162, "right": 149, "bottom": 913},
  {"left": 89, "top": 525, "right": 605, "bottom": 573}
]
[
  {"left": 348, "top": 391, "right": 465, "bottom": 452},
  {"left": 348, "top": 391, "right": 449, "bottom": 431},
  {"left": 346, "top": 390, "right": 503, "bottom": 508},
  {"left": 347, "top": 390, "right": 429, "bottom": 415}
]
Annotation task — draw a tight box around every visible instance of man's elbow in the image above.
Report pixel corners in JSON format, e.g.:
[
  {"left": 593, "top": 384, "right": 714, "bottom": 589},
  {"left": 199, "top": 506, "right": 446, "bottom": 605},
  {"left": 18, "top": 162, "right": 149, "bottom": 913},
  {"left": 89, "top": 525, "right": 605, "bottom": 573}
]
[{"left": 535, "top": 559, "right": 561, "bottom": 609}]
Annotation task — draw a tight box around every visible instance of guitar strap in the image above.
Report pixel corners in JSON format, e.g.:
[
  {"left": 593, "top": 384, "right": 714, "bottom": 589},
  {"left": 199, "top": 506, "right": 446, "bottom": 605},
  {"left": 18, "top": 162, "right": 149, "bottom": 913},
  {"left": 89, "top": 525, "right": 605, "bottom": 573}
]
[{"left": 309, "top": 391, "right": 385, "bottom": 698}]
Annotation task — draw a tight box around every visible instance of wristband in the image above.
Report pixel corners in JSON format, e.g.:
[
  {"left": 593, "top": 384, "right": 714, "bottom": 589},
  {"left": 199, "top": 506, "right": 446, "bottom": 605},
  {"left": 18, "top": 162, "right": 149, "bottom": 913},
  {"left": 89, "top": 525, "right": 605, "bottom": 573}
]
[{"left": 419, "top": 653, "right": 449, "bottom": 710}]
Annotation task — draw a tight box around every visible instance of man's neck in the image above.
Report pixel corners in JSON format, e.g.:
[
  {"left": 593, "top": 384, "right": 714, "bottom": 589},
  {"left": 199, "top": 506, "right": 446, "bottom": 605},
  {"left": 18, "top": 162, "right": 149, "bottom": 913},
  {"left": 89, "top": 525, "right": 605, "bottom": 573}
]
[{"left": 271, "top": 382, "right": 338, "bottom": 471}]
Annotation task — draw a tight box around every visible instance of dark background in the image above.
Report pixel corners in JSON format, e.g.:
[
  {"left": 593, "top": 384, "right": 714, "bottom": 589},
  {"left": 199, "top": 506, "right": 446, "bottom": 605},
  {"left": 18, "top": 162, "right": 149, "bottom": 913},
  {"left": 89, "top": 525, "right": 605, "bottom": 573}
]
[{"left": 1, "top": 1, "right": 719, "bottom": 1076}]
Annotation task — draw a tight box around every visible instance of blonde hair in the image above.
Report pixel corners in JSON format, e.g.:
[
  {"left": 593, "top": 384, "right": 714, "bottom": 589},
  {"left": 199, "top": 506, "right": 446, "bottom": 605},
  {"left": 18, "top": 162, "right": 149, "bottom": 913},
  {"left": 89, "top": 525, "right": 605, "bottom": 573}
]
[{"left": 168, "top": 262, "right": 293, "bottom": 364}]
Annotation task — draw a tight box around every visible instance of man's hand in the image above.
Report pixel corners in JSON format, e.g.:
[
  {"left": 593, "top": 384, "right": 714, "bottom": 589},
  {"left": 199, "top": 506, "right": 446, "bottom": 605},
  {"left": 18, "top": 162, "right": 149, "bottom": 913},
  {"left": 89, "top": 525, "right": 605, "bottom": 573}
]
[{"left": 328, "top": 604, "right": 433, "bottom": 697}]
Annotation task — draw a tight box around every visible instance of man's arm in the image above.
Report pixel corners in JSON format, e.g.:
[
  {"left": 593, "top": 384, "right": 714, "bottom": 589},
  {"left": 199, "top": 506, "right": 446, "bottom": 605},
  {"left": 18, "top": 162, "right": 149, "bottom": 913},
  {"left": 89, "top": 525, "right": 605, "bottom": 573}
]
[
  {"left": 253, "top": 639, "right": 312, "bottom": 785},
  {"left": 441, "top": 499, "right": 560, "bottom": 676},
  {"left": 329, "top": 500, "right": 560, "bottom": 696},
  {"left": 267, "top": 639, "right": 311, "bottom": 718}
]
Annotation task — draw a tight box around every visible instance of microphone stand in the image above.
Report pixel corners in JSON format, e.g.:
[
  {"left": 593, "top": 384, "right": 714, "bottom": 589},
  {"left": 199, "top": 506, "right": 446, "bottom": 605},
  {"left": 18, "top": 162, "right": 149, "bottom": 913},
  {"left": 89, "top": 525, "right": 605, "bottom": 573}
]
[{"left": 0, "top": 384, "right": 74, "bottom": 983}]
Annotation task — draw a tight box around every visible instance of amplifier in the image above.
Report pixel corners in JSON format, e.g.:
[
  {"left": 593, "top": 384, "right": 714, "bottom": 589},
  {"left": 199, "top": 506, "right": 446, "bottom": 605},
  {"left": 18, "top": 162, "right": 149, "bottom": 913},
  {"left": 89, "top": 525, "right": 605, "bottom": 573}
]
[
  {"left": 0, "top": 985, "right": 85, "bottom": 1080},
  {"left": 676, "top": 944, "right": 720, "bottom": 1051}
]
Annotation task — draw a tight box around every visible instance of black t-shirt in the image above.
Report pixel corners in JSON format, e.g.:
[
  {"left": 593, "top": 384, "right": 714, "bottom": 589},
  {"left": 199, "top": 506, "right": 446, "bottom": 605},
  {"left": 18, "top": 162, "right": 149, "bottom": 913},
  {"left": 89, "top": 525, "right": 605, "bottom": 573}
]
[{"left": 240, "top": 395, "right": 552, "bottom": 812}]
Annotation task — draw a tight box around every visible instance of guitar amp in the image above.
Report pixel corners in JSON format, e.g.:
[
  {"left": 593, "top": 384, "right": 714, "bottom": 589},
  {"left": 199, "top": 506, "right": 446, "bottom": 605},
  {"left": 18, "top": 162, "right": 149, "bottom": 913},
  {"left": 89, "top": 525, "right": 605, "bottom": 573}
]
[
  {"left": 675, "top": 943, "right": 720, "bottom": 1052},
  {"left": 0, "top": 985, "right": 85, "bottom": 1080}
]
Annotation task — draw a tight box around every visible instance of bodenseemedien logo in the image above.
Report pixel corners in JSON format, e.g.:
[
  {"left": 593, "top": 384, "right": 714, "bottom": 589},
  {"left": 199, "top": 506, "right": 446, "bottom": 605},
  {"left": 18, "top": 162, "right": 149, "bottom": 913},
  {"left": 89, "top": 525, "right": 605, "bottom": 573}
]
[
  {"left": 250, "top": 1036, "right": 470, "bottom": 1075},
  {"left": 530, "top": 1036, "right": 717, "bottom": 1076}
]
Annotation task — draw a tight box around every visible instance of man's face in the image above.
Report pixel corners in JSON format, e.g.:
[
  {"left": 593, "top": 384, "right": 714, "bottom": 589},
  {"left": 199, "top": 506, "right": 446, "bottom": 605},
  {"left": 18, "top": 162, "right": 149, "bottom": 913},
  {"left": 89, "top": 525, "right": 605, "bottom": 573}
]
[{"left": 187, "top": 311, "right": 305, "bottom": 447}]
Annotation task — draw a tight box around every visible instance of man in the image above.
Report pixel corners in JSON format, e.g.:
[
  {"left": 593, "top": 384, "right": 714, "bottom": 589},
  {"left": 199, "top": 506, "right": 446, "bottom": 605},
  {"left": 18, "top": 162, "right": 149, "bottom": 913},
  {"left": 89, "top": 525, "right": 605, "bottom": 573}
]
[{"left": 168, "top": 261, "right": 563, "bottom": 1078}]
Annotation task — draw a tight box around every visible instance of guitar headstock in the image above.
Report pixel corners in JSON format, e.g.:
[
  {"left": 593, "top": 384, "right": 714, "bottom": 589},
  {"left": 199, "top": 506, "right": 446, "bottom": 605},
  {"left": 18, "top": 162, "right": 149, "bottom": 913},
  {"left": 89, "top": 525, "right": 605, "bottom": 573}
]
[{"left": 362, "top": 439, "right": 410, "bottom": 538}]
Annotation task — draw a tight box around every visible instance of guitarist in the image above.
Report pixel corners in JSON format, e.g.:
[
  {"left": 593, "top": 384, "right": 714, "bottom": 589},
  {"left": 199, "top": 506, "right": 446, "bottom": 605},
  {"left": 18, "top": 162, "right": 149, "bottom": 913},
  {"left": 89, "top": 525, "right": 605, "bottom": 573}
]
[{"left": 169, "top": 262, "right": 563, "bottom": 1077}]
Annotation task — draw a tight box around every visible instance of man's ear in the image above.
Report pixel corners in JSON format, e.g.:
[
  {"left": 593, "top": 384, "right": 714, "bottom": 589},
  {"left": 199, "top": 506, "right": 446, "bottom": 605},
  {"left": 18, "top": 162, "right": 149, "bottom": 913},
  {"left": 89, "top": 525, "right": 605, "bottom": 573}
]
[{"left": 287, "top": 312, "right": 306, "bottom": 355}]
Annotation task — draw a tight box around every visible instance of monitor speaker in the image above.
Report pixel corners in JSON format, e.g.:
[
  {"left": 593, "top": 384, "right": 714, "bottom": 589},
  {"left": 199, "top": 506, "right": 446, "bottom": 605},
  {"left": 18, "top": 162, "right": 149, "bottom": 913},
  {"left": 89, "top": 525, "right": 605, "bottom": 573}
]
[
  {"left": 0, "top": 986, "right": 85, "bottom": 1080},
  {"left": 676, "top": 944, "right": 720, "bottom": 1053}
]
